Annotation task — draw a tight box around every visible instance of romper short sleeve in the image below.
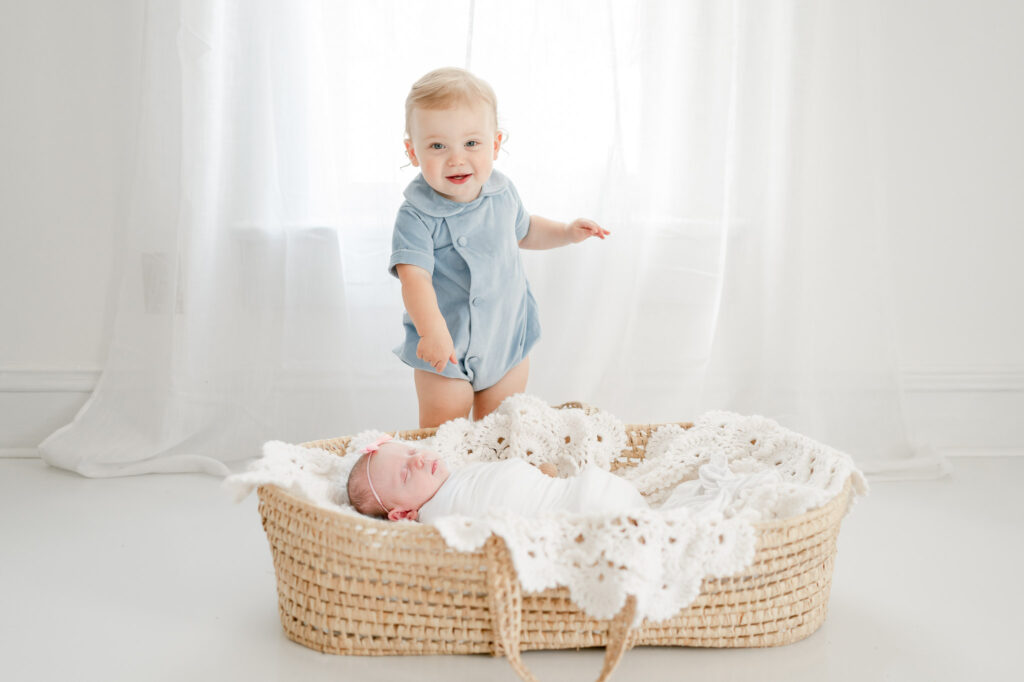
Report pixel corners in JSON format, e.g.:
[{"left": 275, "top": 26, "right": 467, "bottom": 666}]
[
  {"left": 509, "top": 182, "right": 531, "bottom": 242},
  {"left": 389, "top": 206, "right": 435, "bottom": 278}
]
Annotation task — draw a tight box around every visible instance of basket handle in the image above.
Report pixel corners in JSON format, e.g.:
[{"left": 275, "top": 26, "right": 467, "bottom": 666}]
[
  {"left": 485, "top": 535, "right": 537, "bottom": 682},
  {"left": 484, "top": 536, "right": 638, "bottom": 682},
  {"left": 597, "top": 595, "right": 637, "bottom": 682}
]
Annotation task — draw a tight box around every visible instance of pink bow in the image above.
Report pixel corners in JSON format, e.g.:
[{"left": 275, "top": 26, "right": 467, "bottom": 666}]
[{"left": 361, "top": 434, "right": 393, "bottom": 455}]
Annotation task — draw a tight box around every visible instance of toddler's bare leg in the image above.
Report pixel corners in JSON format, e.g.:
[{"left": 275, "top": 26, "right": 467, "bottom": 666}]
[
  {"left": 414, "top": 369, "right": 473, "bottom": 428},
  {"left": 472, "top": 357, "right": 529, "bottom": 420}
]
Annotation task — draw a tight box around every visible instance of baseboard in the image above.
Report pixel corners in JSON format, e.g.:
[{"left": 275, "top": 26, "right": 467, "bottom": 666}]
[
  {"left": 0, "top": 448, "right": 41, "bottom": 459},
  {"left": 1, "top": 366, "right": 1022, "bottom": 455},
  {"left": 898, "top": 365, "right": 1024, "bottom": 453},
  {"left": 0, "top": 369, "right": 98, "bottom": 453},
  {"left": 900, "top": 365, "right": 1024, "bottom": 392},
  {"left": 941, "top": 448, "right": 1024, "bottom": 457},
  {"left": 0, "top": 369, "right": 100, "bottom": 393}
]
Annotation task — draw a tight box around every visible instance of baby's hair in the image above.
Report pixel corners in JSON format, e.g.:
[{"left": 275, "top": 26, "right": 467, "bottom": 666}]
[
  {"left": 405, "top": 67, "right": 499, "bottom": 139},
  {"left": 347, "top": 452, "right": 387, "bottom": 519}
]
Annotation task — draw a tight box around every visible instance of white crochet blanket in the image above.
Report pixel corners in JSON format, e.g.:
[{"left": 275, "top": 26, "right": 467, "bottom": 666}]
[{"left": 224, "top": 395, "right": 866, "bottom": 625}]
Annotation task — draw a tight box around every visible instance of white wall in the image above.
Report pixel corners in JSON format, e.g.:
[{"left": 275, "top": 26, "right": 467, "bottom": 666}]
[
  {"left": 878, "top": 1, "right": 1024, "bottom": 452},
  {"left": 1, "top": 0, "right": 1022, "bottom": 454},
  {"left": 883, "top": 0, "right": 1024, "bottom": 366},
  {"left": 0, "top": 0, "right": 143, "bottom": 451}
]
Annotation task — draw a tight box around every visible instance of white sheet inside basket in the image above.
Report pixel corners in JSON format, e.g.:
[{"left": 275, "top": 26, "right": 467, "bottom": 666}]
[{"left": 224, "top": 395, "right": 866, "bottom": 625}]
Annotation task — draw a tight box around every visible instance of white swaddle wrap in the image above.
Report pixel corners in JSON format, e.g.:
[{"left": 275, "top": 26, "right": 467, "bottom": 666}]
[{"left": 418, "top": 459, "right": 647, "bottom": 523}]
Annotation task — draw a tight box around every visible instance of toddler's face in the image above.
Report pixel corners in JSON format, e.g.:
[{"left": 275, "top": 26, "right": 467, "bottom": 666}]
[
  {"left": 368, "top": 441, "right": 449, "bottom": 521},
  {"left": 405, "top": 101, "right": 501, "bottom": 203}
]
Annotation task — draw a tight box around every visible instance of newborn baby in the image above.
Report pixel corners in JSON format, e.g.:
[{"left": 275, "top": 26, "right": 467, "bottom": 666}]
[{"left": 347, "top": 435, "right": 647, "bottom": 522}]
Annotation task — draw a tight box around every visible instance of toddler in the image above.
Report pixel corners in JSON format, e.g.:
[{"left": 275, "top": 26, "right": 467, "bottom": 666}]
[
  {"left": 347, "top": 435, "right": 647, "bottom": 523},
  {"left": 391, "top": 67, "right": 610, "bottom": 428}
]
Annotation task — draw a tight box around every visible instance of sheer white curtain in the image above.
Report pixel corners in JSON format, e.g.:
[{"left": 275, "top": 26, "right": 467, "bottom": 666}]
[
  {"left": 697, "top": 2, "right": 915, "bottom": 463},
  {"left": 41, "top": 0, "right": 914, "bottom": 477},
  {"left": 40, "top": 0, "right": 355, "bottom": 475}
]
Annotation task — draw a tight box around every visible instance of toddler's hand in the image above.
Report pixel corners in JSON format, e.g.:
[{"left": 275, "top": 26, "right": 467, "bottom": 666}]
[
  {"left": 417, "top": 332, "right": 458, "bottom": 372},
  {"left": 566, "top": 218, "right": 610, "bottom": 244}
]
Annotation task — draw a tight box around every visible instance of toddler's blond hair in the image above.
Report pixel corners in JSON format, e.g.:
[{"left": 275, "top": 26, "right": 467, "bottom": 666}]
[{"left": 404, "top": 67, "right": 499, "bottom": 139}]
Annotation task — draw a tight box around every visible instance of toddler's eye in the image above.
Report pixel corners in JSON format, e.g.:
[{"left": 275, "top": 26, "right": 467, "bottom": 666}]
[
  {"left": 466, "top": 140, "right": 479, "bottom": 148},
  {"left": 430, "top": 143, "right": 444, "bottom": 150}
]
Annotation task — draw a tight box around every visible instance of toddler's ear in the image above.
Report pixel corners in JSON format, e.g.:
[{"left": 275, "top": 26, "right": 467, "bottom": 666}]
[
  {"left": 404, "top": 139, "right": 419, "bottom": 167},
  {"left": 493, "top": 131, "right": 503, "bottom": 159}
]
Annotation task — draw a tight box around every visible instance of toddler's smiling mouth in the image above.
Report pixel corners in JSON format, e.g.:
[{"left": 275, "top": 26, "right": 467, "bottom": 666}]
[{"left": 446, "top": 174, "right": 472, "bottom": 184}]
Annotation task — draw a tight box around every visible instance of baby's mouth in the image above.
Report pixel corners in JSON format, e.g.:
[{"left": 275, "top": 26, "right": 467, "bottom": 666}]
[
  {"left": 431, "top": 460, "right": 438, "bottom": 474},
  {"left": 446, "top": 174, "right": 472, "bottom": 184}
]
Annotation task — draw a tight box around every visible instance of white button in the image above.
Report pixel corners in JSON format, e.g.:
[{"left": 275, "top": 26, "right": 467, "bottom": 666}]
[
  {"left": 471, "top": 297, "right": 482, "bottom": 306},
  {"left": 457, "top": 236, "right": 468, "bottom": 246}
]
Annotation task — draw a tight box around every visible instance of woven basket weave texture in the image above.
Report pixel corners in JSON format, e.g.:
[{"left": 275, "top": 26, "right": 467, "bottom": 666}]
[{"left": 256, "top": 417, "right": 850, "bottom": 675}]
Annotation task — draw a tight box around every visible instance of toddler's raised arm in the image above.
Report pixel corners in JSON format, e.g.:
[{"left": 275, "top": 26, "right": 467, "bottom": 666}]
[{"left": 518, "top": 216, "right": 610, "bottom": 250}]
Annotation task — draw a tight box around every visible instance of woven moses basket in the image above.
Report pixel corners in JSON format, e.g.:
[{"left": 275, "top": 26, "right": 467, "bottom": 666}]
[{"left": 256, "top": 407, "right": 853, "bottom": 682}]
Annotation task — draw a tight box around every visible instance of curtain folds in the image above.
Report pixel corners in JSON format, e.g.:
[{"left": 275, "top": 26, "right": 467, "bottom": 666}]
[{"left": 40, "top": 0, "right": 917, "bottom": 477}]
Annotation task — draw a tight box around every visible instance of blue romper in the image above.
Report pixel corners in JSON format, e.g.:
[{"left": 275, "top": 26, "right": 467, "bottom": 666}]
[{"left": 389, "top": 169, "right": 541, "bottom": 391}]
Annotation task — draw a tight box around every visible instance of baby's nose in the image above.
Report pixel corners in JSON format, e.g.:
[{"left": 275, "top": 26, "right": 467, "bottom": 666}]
[{"left": 411, "top": 453, "right": 425, "bottom": 467}]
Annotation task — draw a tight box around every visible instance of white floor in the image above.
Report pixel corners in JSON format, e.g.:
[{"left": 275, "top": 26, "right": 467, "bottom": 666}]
[{"left": 1, "top": 456, "right": 1020, "bottom": 682}]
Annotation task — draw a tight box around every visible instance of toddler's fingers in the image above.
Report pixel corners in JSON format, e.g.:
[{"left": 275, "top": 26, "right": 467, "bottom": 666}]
[{"left": 449, "top": 352, "right": 458, "bottom": 364}]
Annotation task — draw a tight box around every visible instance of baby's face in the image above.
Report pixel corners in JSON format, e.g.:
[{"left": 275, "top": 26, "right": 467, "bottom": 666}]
[
  {"left": 405, "top": 101, "right": 501, "bottom": 203},
  {"left": 368, "top": 441, "right": 449, "bottom": 520}
]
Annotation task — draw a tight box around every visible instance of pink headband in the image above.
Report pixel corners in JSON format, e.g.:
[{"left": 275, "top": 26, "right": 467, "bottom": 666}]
[{"left": 362, "top": 434, "right": 393, "bottom": 516}]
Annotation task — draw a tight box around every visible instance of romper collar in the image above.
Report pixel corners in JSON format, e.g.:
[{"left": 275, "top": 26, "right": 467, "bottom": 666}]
[{"left": 402, "top": 169, "right": 510, "bottom": 218}]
